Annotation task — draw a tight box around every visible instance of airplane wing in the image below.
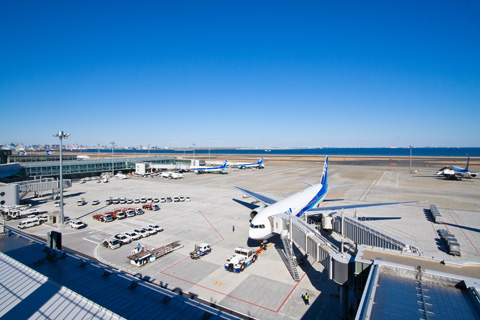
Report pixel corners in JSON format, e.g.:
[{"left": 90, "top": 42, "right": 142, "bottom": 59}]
[
  {"left": 300, "top": 181, "right": 355, "bottom": 189},
  {"left": 233, "top": 186, "right": 277, "bottom": 206},
  {"left": 305, "top": 200, "right": 427, "bottom": 217}
]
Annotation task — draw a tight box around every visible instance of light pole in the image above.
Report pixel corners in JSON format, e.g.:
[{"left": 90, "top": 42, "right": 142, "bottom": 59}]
[
  {"left": 111, "top": 141, "right": 116, "bottom": 176},
  {"left": 53, "top": 130, "right": 70, "bottom": 226},
  {"left": 409, "top": 145, "right": 413, "bottom": 174},
  {"left": 97, "top": 143, "right": 100, "bottom": 159}
]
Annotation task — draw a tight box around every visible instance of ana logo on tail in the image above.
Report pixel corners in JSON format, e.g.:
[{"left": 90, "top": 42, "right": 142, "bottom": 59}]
[{"left": 320, "top": 156, "right": 328, "bottom": 185}]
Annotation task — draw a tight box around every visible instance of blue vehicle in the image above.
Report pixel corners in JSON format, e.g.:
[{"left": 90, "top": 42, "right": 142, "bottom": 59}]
[{"left": 190, "top": 243, "right": 212, "bottom": 259}]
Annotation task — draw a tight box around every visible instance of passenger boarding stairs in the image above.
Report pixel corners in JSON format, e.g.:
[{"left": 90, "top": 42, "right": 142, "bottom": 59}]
[{"left": 280, "top": 231, "right": 300, "bottom": 282}]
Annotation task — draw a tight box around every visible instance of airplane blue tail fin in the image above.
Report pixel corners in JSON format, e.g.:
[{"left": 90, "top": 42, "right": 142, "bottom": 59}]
[
  {"left": 258, "top": 157, "right": 263, "bottom": 164},
  {"left": 46, "top": 150, "right": 52, "bottom": 155},
  {"left": 320, "top": 156, "right": 328, "bottom": 185},
  {"left": 222, "top": 160, "right": 227, "bottom": 169}
]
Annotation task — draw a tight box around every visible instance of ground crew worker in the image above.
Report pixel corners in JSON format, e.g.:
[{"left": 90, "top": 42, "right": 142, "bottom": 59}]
[
  {"left": 232, "top": 225, "right": 235, "bottom": 232},
  {"left": 305, "top": 292, "right": 309, "bottom": 305}
]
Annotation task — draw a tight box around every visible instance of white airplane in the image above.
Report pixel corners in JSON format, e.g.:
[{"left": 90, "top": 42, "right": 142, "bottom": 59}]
[
  {"left": 234, "top": 156, "right": 425, "bottom": 241},
  {"left": 237, "top": 157, "right": 264, "bottom": 169},
  {"left": 190, "top": 160, "right": 228, "bottom": 174},
  {"left": 77, "top": 155, "right": 90, "bottom": 160},
  {"left": 436, "top": 156, "right": 478, "bottom": 180}
]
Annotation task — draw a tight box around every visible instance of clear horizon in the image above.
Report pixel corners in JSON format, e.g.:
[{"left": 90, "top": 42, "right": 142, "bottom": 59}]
[{"left": 1, "top": 1, "right": 479, "bottom": 148}]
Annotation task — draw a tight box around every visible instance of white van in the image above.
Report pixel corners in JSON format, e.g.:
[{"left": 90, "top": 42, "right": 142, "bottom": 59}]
[{"left": 18, "top": 217, "right": 40, "bottom": 229}]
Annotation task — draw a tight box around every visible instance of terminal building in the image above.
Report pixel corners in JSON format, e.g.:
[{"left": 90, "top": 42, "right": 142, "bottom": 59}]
[
  {"left": 1, "top": 150, "right": 191, "bottom": 180},
  {"left": 0, "top": 150, "right": 196, "bottom": 206}
]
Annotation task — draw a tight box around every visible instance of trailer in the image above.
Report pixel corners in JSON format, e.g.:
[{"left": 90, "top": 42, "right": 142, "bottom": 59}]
[
  {"left": 190, "top": 243, "right": 211, "bottom": 259},
  {"left": 127, "top": 241, "right": 184, "bottom": 266}
]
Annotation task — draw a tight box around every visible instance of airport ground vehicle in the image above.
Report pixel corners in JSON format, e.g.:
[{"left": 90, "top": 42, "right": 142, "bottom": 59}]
[
  {"left": 134, "top": 228, "right": 148, "bottom": 238},
  {"left": 148, "top": 224, "right": 164, "bottom": 232},
  {"left": 190, "top": 243, "right": 211, "bottom": 259},
  {"left": 225, "top": 247, "right": 258, "bottom": 273},
  {"left": 92, "top": 212, "right": 114, "bottom": 222},
  {"left": 102, "top": 238, "right": 121, "bottom": 250},
  {"left": 127, "top": 241, "right": 183, "bottom": 266},
  {"left": 142, "top": 203, "right": 160, "bottom": 211},
  {"left": 18, "top": 217, "right": 40, "bottom": 229},
  {"left": 69, "top": 219, "right": 85, "bottom": 229},
  {"left": 135, "top": 208, "right": 144, "bottom": 215},
  {"left": 114, "top": 210, "right": 127, "bottom": 219},
  {"left": 77, "top": 198, "right": 86, "bottom": 206},
  {"left": 438, "top": 229, "right": 461, "bottom": 256},
  {"left": 125, "top": 231, "right": 141, "bottom": 241},
  {"left": 105, "top": 199, "right": 113, "bottom": 205},
  {"left": 92, "top": 200, "right": 100, "bottom": 205},
  {"left": 144, "top": 226, "right": 157, "bottom": 236},
  {"left": 115, "top": 233, "right": 132, "bottom": 245}
]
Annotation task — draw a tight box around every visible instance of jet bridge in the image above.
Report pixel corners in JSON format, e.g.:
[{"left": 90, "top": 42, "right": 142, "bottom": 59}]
[
  {"left": 269, "top": 214, "right": 353, "bottom": 286},
  {"left": 0, "top": 178, "right": 71, "bottom": 205}
]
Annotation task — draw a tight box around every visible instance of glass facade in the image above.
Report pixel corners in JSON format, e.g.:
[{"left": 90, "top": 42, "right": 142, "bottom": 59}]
[{"left": 20, "top": 156, "right": 179, "bottom": 178}]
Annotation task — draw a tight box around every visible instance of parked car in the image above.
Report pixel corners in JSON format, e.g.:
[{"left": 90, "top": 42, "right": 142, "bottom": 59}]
[
  {"left": 143, "top": 226, "right": 157, "bottom": 236},
  {"left": 115, "top": 233, "right": 132, "bottom": 245},
  {"left": 135, "top": 208, "right": 144, "bottom": 215},
  {"left": 125, "top": 231, "right": 141, "bottom": 241},
  {"left": 125, "top": 209, "right": 135, "bottom": 218},
  {"left": 166, "top": 197, "right": 172, "bottom": 203},
  {"left": 70, "top": 219, "right": 85, "bottom": 229},
  {"left": 134, "top": 228, "right": 148, "bottom": 238},
  {"left": 149, "top": 224, "right": 164, "bottom": 232},
  {"left": 185, "top": 196, "right": 191, "bottom": 202},
  {"left": 92, "top": 200, "right": 100, "bottom": 205},
  {"left": 102, "top": 238, "right": 121, "bottom": 250},
  {"left": 160, "top": 197, "right": 166, "bottom": 203}
]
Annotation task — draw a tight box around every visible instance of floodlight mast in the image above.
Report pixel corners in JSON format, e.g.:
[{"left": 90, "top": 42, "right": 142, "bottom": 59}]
[
  {"left": 53, "top": 130, "right": 70, "bottom": 226},
  {"left": 111, "top": 141, "right": 116, "bottom": 176}
]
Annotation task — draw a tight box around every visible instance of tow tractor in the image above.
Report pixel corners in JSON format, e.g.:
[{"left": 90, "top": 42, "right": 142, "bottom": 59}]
[
  {"left": 190, "top": 243, "right": 211, "bottom": 259},
  {"left": 127, "top": 241, "right": 183, "bottom": 266},
  {"left": 225, "top": 247, "right": 258, "bottom": 273}
]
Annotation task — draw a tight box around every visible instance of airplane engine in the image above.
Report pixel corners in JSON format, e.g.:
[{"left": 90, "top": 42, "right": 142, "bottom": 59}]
[
  {"left": 250, "top": 208, "right": 263, "bottom": 220},
  {"left": 471, "top": 174, "right": 477, "bottom": 177}
]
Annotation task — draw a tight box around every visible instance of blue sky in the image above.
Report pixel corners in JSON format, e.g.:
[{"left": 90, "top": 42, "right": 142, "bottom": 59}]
[{"left": 1, "top": 1, "right": 479, "bottom": 148}]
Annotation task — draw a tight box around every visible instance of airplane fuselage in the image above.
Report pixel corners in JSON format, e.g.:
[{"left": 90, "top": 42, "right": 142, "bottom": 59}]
[{"left": 249, "top": 183, "right": 328, "bottom": 240}]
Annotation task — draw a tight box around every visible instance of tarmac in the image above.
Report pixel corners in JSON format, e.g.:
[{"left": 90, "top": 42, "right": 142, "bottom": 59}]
[{"left": 4, "top": 159, "right": 480, "bottom": 320}]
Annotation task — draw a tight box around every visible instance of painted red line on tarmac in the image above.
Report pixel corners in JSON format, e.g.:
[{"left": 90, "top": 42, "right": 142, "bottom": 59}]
[
  {"left": 160, "top": 256, "right": 190, "bottom": 273},
  {"left": 446, "top": 211, "right": 480, "bottom": 256},
  {"left": 158, "top": 210, "right": 314, "bottom": 314},
  {"left": 161, "top": 272, "right": 278, "bottom": 313},
  {"left": 199, "top": 210, "right": 224, "bottom": 244},
  {"left": 275, "top": 260, "right": 316, "bottom": 313},
  {"left": 430, "top": 222, "right": 437, "bottom": 236}
]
